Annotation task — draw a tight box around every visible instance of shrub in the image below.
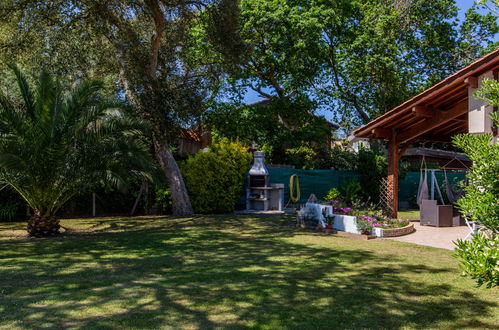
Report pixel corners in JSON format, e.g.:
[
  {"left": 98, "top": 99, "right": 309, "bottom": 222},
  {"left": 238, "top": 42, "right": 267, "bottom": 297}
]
[
  {"left": 0, "top": 185, "right": 24, "bottom": 222},
  {"left": 356, "top": 146, "right": 387, "bottom": 203},
  {"left": 323, "top": 187, "right": 342, "bottom": 202},
  {"left": 315, "top": 143, "right": 358, "bottom": 170},
  {"left": 0, "top": 202, "right": 18, "bottom": 222},
  {"left": 154, "top": 188, "right": 173, "bottom": 214},
  {"left": 451, "top": 81, "right": 499, "bottom": 288},
  {"left": 284, "top": 145, "right": 317, "bottom": 169},
  {"left": 454, "top": 234, "right": 498, "bottom": 288},
  {"left": 181, "top": 139, "right": 252, "bottom": 214},
  {"left": 341, "top": 179, "right": 362, "bottom": 205},
  {"left": 452, "top": 129, "right": 498, "bottom": 288}
]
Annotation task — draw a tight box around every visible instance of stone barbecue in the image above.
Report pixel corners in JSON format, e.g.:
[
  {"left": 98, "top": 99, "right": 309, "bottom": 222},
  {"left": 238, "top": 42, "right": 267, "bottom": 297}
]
[{"left": 245, "top": 151, "right": 284, "bottom": 212}]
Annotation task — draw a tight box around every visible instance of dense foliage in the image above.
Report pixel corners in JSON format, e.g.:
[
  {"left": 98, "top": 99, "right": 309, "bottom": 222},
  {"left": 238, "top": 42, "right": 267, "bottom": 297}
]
[
  {"left": 0, "top": 0, "right": 242, "bottom": 217},
  {"left": 203, "top": 0, "right": 498, "bottom": 130},
  {"left": 181, "top": 140, "right": 252, "bottom": 214},
  {"left": 319, "top": 0, "right": 498, "bottom": 128},
  {"left": 323, "top": 187, "right": 341, "bottom": 202},
  {"left": 0, "top": 67, "right": 154, "bottom": 236},
  {"left": 356, "top": 146, "right": 388, "bottom": 204},
  {"left": 207, "top": 96, "right": 333, "bottom": 165},
  {"left": 452, "top": 79, "right": 499, "bottom": 288}
]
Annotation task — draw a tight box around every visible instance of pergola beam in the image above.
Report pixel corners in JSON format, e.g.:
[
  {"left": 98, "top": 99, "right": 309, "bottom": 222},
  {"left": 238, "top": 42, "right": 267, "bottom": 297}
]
[
  {"left": 371, "top": 127, "right": 391, "bottom": 138},
  {"left": 464, "top": 76, "right": 478, "bottom": 88},
  {"left": 396, "top": 101, "right": 468, "bottom": 144},
  {"left": 412, "top": 106, "right": 433, "bottom": 118}
]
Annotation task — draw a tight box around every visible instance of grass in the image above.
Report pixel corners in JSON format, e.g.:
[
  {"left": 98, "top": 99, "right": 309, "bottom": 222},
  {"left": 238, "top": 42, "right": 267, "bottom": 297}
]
[
  {"left": 398, "top": 209, "right": 420, "bottom": 220},
  {"left": 0, "top": 215, "right": 497, "bottom": 329}
]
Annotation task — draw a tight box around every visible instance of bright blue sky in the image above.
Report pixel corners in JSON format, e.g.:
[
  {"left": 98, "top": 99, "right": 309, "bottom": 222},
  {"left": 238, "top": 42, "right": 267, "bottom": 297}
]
[{"left": 242, "top": 0, "right": 498, "bottom": 117}]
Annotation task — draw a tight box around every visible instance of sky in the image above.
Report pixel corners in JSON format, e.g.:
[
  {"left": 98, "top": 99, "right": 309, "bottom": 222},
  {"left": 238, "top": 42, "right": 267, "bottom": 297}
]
[{"left": 241, "top": 0, "right": 498, "bottom": 120}]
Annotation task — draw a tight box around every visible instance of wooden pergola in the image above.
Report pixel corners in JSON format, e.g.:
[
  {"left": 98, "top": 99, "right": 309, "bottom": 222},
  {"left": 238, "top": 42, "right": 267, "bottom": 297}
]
[{"left": 354, "top": 49, "right": 499, "bottom": 218}]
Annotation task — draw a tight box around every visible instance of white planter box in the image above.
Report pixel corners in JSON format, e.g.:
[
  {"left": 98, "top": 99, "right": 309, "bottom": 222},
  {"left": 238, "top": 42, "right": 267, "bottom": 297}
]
[
  {"left": 333, "top": 215, "right": 361, "bottom": 234},
  {"left": 372, "top": 227, "right": 383, "bottom": 237}
]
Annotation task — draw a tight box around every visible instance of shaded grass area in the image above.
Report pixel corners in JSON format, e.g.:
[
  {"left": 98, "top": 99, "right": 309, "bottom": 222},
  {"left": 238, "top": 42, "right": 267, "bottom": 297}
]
[{"left": 0, "top": 215, "right": 497, "bottom": 329}]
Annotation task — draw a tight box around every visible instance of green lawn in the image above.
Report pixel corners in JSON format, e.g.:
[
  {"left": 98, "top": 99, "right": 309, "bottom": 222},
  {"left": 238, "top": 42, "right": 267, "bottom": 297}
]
[
  {"left": 0, "top": 215, "right": 497, "bottom": 329},
  {"left": 398, "top": 209, "right": 420, "bottom": 220}
]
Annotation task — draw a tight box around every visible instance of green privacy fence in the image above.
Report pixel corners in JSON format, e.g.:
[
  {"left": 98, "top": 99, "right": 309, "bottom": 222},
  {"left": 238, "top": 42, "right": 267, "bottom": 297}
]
[
  {"left": 267, "top": 168, "right": 361, "bottom": 204},
  {"left": 398, "top": 171, "right": 466, "bottom": 206},
  {"left": 264, "top": 168, "right": 466, "bottom": 206}
]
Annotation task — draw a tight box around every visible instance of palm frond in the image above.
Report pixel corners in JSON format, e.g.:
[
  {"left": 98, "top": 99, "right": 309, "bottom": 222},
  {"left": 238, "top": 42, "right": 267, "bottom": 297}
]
[{"left": 0, "top": 66, "right": 156, "bottom": 217}]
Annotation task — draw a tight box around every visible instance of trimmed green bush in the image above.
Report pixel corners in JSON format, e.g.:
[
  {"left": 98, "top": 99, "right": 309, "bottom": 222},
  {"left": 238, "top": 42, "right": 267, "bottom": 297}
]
[
  {"left": 451, "top": 80, "right": 499, "bottom": 288},
  {"left": 181, "top": 139, "right": 252, "bottom": 214},
  {"left": 323, "top": 187, "right": 342, "bottom": 202},
  {"left": 154, "top": 188, "right": 173, "bottom": 215}
]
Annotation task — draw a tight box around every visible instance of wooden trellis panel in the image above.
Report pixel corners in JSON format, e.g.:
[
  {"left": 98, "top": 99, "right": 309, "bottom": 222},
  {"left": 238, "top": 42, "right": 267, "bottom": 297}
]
[{"left": 379, "top": 177, "right": 393, "bottom": 217}]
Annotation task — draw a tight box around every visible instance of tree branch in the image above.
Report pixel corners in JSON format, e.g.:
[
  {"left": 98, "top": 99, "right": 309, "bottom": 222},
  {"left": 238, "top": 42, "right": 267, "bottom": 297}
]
[
  {"left": 325, "top": 34, "right": 371, "bottom": 123},
  {"left": 144, "top": 0, "right": 165, "bottom": 81}
]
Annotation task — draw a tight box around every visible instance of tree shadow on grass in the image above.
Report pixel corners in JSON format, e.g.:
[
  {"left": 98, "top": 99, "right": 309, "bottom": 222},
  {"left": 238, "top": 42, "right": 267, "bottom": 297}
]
[{"left": 0, "top": 216, "right": 496, "bottom": 329}]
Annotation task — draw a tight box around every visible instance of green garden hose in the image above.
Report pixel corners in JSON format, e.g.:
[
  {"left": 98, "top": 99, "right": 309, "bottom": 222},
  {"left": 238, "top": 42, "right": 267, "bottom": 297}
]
[{"left": 289, "top": 174, "right": 301, "bottom": 203}]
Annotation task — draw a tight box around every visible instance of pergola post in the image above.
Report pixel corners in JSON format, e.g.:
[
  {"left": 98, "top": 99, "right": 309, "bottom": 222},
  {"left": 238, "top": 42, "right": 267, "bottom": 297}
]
[{"left": 387, "top": 131, "right": 399, "bottom": 219}]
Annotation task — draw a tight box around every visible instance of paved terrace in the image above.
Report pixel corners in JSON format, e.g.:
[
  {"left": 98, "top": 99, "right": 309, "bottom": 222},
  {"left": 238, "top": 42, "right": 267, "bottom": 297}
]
[{"left": 384, "top": 221, "right": 469, "bottom": 250}]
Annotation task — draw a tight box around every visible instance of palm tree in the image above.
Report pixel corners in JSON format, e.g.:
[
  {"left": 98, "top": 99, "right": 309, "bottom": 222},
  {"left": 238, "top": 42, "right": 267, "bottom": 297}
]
[{"left": 0, "top": 66, "right": 154, "bottom": 237}]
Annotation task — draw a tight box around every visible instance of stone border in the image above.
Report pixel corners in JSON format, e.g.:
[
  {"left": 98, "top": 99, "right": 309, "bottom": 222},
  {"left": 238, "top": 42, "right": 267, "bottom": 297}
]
[{"left": 379, "top": 222, "right": 415, "bottom": 237}]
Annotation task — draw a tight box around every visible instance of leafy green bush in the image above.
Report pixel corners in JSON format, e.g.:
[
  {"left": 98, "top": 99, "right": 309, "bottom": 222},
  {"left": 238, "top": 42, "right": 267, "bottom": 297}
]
[
  {"left": 341, "top": 179, "right": 362, "bottom": 205},
  {"left": 454, "top": 234, "right": 498, "bottom": 288},
  {"left": 314, "top": 143, "right": 358, "bottom": 170},
  {"left": 452, "top": 130, "right": 498, "bottom": 288},
  {"left": 0, "top": 202, "right": 18, "bottom": 222},
  {"left": 154, "top": 188, "right": 173, "bottom": 214},
  {"left": 356, "top": 146, "right": 387, "bottom": 203},
  {"left": 285, "top": 145, "right": 317, "bottom": 169},
  {"left": 181, "top": 139, "right": 252, "bottom": 213},
  {"left": 323, "top": 187, "right": 342, "bottom": 202},
  {"left": 451, "top": 81, "right": 499, "bottom": 288}
]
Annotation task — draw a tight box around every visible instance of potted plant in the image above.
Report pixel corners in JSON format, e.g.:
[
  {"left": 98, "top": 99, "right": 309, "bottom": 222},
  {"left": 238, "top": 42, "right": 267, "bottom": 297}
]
[
  {"left": 322, "top": 209, "right": 335, "bottom": 233},
  {"left": 356, "top": 215, "right": 374, "bottom": 235}
]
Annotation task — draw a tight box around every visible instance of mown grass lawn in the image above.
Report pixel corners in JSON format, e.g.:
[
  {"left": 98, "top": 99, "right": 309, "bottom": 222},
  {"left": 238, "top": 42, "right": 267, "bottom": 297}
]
[
  {"left": 0, "top": 215, "right": 497, "bottom": 329},
  {"left": 398, "top": 209, "right": 420, "bottom": 220}
]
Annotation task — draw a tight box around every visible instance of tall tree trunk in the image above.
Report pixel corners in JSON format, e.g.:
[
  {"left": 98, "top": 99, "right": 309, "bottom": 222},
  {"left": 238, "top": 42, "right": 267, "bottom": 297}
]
[{"left": 153, "top": 134, "right": 193, "bottom": 217}]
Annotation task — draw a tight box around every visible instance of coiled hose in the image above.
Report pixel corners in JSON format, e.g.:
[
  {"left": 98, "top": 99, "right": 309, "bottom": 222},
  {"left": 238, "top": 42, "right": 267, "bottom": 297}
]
[{"left": 289, "top": 174, "right": 300, "bottom": 204}]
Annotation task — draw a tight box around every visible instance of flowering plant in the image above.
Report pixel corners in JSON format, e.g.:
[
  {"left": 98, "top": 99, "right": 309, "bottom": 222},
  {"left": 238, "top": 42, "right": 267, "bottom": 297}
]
[
  {"left": 336, "top": 207, "right": 353, "bottom": 215},
  {"left": 329, "top": 201, "right": 354, "bottom": 215},
  {"left": 357, "top": 214, "right": 410, "bottom": 230},
  {"left": 356, "top": 215, "right": 373, "bottom": 234}
]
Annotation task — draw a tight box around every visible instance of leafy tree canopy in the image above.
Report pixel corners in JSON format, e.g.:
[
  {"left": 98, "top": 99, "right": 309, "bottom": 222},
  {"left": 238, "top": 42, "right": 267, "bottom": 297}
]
[
  {"left": 0, "top": 0, "right": 240, "bottom": 216},
  {"left": 202, "top": 0, "right": 498, "bottom": 131},
  {"left": 206, "top": 95, "right": 334, "bottom": 163}
]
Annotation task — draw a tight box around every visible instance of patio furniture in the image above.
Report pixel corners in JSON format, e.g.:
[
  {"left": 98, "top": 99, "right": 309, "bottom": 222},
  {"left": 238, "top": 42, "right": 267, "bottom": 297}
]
[
  {"left": 420, "top": 199, "right": 453, "bottom": 227},
  {"left": 452, "top": 208, "right": 466, "bottom": 226}
]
